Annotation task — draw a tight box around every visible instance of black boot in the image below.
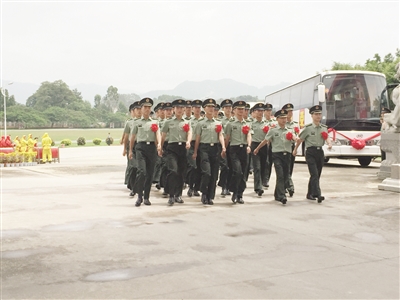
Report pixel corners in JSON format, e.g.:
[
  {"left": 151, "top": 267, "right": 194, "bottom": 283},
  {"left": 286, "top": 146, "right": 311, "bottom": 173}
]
[
  {"left": 168, "top": 196, "right": 174, "bottom": 206},
  {"left": 135, "top": 196, "right": 143, "bottom": 207}
]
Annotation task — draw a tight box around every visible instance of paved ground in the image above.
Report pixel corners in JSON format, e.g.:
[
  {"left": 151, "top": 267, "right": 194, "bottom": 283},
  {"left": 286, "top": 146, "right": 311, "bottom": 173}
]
[{"left": 2, "top": 146, "right": 399, "bottom": 299}]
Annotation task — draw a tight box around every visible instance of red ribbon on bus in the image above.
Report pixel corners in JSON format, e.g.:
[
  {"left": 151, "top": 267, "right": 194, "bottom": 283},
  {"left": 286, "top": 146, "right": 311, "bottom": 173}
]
[{"left": 327, "top": 128, "right": 381, "bottom": 150}]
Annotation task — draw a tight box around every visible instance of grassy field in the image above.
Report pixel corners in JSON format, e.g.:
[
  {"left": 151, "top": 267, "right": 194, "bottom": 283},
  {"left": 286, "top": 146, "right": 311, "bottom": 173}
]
[{"left": 3, "top": 128, "right": 125, "bottom": 146}]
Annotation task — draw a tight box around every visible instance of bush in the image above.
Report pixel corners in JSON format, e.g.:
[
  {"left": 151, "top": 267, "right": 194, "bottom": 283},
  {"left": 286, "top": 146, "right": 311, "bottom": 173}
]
[
  {"left": 106, "top": 136, "right": 114, "bottom": 146},
  {"left": 77, "top": 137, "right": 86, "bottom": 146},
  {"left": 51, "top": 140, "right": 55, "bottom": 146},
  {"left": 60, "top": 139, "right": 72, "bottom": 146},
  {"left": 93, "top": 138, "right": 102, "bottom": 145}
]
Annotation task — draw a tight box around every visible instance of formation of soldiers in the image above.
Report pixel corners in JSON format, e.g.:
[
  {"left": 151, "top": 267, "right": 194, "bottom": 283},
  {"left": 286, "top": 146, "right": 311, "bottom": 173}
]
[{"left": 122, "top": 98, "right": 332, "bottom": 206}]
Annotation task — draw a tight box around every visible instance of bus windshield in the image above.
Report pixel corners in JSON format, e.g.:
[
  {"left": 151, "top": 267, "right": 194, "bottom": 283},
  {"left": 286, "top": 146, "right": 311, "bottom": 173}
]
[{"left": 323, "top": 73, "right": 388, "bottom": 125}]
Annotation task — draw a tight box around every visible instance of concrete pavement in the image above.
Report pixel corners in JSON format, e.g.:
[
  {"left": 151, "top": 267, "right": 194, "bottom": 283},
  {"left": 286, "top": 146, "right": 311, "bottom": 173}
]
[{"left": 1, "top": 146, "right": 399, "bottom": 299}]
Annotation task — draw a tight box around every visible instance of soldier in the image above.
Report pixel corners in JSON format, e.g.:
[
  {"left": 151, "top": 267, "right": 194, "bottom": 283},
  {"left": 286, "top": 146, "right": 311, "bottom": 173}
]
[
  {"left": 218, "top": 99, "right": 233, "bottom": 196},
  {"left": 213, "top": 104, "right": 220, "bottom": 119},
  {"left": 193, "top": 98, "right": 226, "bottom": 205},
  {"left": 159, "top": 102, "right": 174, "bottom": 196},
  {"left": 160, "top": 99, "right": 192, "bottom": 206},
  {"left": 184, "top": 100, "right": 192, "bottom": 120},
  {"left": 124, "top": 101, "right": 142, "bottom": 195},
  {"left": 129, "top": 98, "right": 161, "bottom": 207},
  {"left": 281, "top": 103, "right": 299, "bottom": 197},
  {"left": 293, "top": 105, "right": 332, "bottom": 203},
  {"left": 153, "top": 103, "right": 165, "bottom": 189},
  {"left": 263, "top": 103, "right": 276, "bottom": 187},
  {"left": 187, "top": 100, "right": 203, "bottom": 197},
  {"left": 250, "top": 103, "right": 269, "bottom": 196},
  {"left": 254, "top": 109, "right": 296, "bottom": 205},
  {"left": 224, "top": 100, "right": 252, "bottom": 204}
]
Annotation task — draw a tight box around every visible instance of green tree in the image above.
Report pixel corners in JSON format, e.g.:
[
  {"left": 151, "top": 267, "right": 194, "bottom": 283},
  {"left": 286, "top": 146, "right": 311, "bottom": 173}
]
[
  {"left": 0, "top": 89, "right": 17, "bottom": 110},
  {"left": 102, "top": 86, "right": 119, "bottom": 112},
  {"left": 1, "top": 104, "right": 48, "bottom": 128},
  {"left": 119, "top": 93, "right": 140, "bottom": 108},
  {"left": 94, "top": 94, "right": 101, "bottom": 109},
  {"left": 26, "top": 80, "right": 81, "bottom": 111},
  {"left": 330, "top": 49, "right": 400, "bottom": 84},
  {"left": 43, "top": 106, "right": 68, "bottom": 127}
]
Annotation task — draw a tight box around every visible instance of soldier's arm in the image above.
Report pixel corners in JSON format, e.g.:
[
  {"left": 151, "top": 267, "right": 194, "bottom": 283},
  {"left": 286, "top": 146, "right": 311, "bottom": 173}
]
[
  {"left": 253, "top": 139, "right": 268, "bottom": 155},
  {"left": 160, "top": 132, "right": 167, "bottom": 149},
  {"left": 128, "top": 134, "right": 136, "bottom": 159},
  {"left": 193, "top": 135, "right": 201, "bottom": 159},
  {"left": 246, "top": 132, "right": 252, "bottom": 153},
  {"left": 122, "top": 133, "right": 129, "bottom": 156},
  {"left": 292, "top": 138, "right": 303, "bottom": 156}
]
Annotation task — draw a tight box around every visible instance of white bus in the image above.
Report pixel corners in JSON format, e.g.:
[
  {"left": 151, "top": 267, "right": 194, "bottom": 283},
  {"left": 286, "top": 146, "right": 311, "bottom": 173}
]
[{"left": 264, "top": 70, "right": 390, "bottom": 166}]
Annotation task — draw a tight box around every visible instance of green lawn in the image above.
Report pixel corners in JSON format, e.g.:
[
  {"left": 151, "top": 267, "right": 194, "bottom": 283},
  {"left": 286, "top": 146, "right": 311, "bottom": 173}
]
[{"left": 3, "top": 128, "right": 125, "bottom": 146}]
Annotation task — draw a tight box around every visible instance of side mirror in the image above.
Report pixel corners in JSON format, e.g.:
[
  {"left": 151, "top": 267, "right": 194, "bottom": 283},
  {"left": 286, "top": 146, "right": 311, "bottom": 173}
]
[{"left": 317, "top": 83, "right": 326, "bottom": 103}]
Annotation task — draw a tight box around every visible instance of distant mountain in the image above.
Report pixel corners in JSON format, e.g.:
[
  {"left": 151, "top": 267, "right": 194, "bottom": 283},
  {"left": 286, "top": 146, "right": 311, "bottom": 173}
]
[
  {"left": 143, "top": 78, "right": 290, "bottom": 100},
  {"left": 2, "top": 78, "right": 290, "bottom": 105}
]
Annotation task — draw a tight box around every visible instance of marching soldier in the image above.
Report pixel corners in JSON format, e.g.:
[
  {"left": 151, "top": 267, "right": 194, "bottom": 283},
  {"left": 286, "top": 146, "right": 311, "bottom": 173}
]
[
  {"left": 263, "top": 103, "right": 276, "bottom": 187},
  {"left": 185, "top": 100, "right": 192, "bottom": 120},
  {"left": 224, "top": 100, "right": 252, "bottom": 204},
  {"left": 121, "top": 103, "right": 135, "bottom": 189},
  {"left": 250, "top": 103, "right": 268, "bottom": 196},
  {"left": 218, "top": 99, "right": 233, "bottom": 196},
  {"left": 281, "top": 103, "right": 298, "bottom": 197},
  {"left": 124, "top": 101, "right": 142, "bottom": 197},
  {"left": 160, "top": 99, "right": 192, "bottom": 206},
  {"left": 293, "top": 105, "right": 332, "bottom": 203},
  {"left": 254, "top": 109, "right": 296, "bottom": 205},
  {"left": 159, "top": 102, "right": 174, "bottom": 196},
  {"left": 187, "top": 100, "right": 203, "bottom": 197},
  {"left": 213, "top": 104, "right": 220, "bottom": 119},
  {"left": 129, "top": 98, "right": 161, "bottom": 207},
  {"left": 153, "top": 102, "right": 164, "bottom": 189},
  {"left": 193, "top": 98, "right": 226, "bottom": 205}
]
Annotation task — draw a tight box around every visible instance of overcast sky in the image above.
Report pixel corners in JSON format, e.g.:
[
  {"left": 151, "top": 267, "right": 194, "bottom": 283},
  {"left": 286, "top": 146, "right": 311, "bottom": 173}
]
[{"left": 1, "top": 1, "right": 399, "bottom": 94}]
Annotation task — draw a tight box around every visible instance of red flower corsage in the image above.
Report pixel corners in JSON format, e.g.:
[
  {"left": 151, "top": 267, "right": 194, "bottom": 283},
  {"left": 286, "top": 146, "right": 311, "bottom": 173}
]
[
  {"left": 182, "top": 123, "right": 190, "bottom": 132},
  {"left": 215, "top": 124, "right": 222, "bottom": 133},
  {"left": 263, "top": 126, "right": 269, "bottom": 133},
  {"left": 321, "top": 131, "right": 328, "bottom": 140},
  {"left": 286, "top": 132, "right": 293, "bottom": 141},
  {"left": 151, "top": 123, "right": 158, "bottom": 132},
  {"left": 294, "top": 127, "right": 300, "bottom": 134},
  {"left": 242, "top": 125, "right": 250, "bottom": 134}
]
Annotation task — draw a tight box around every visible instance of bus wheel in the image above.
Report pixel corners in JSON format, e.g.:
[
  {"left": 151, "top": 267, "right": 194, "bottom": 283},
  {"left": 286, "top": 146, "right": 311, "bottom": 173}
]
[
  {"left": 324, "top": 157, "right": 330, "bottom": 163},
  {"left": 358, "top": 157, "right": 372, "bottom": 167}
]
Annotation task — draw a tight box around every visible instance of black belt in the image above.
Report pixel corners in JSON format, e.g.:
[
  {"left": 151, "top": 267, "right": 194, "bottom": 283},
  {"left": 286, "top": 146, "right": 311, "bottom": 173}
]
[
  {"left": 168, "top": 142, "right": 186, "bottom": 146},
  {"left": 230, "top": 144, "right": 248, "bottom": 148},
  {"left": 138, "top": 141, "right": 155, "bottom": 145},
  {"left": 308, "top": 146, "right": 323, "bottom": 150},
  {"left": 273, "top": 151, "right": 291, "bottom": 155},
  {"left": 200, "top": 143, "right": 218, "bottom": 146}
]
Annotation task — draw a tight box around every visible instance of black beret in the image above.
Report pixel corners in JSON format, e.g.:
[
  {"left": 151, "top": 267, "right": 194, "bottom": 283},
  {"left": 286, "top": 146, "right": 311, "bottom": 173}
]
[
  {"left": 202, "top": 98, "right": 216, "bottom": 108},
  {"left": 309, "top": 105, "right": 322, "bottom": 114},
  {"left": 253, "top": 103, "right": 265, "bottom": 111},
  {"left": 140, "top": 97, "right": 153, "bottom": 107},
  {"left": 163, "top": 102, "right": 173, "bottom": 109},
  {"left": 172, "top": 99, "right": 186, "bottom": 107},
  {"left": 232, "top": 101, "right": 246, "bottom": 109},
  {"left": 264, "top": 103, "right": 273, "bottom": 110},
  {"left": 274, "top": 109, "right": 288, "bottom": 118},
  {"left": 185, "top": 100, "right": 192, "bottom": 107},
  {"left": 282, "top": 103, "right": 294, "bottom": 111},
  {"left": 221, "top": 99, "right": 233, "bottom": 107},
  {"left": 191, "top": 100, "right": 203, "bottom": 107}
]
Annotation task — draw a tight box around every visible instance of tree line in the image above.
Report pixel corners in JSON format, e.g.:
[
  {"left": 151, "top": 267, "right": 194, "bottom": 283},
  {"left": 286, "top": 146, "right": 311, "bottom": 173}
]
[{"left": 1, "top": 50, "right": 399, "bottom": 129}]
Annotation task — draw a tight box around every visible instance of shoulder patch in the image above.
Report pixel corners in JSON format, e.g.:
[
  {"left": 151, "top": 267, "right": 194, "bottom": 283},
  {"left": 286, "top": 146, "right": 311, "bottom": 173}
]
[
  {"left": 305, "top": 123, "right": 312, "bottom": 127},
  {"left": 321, "top": 124, "right": 328, "bottom": 128}
]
